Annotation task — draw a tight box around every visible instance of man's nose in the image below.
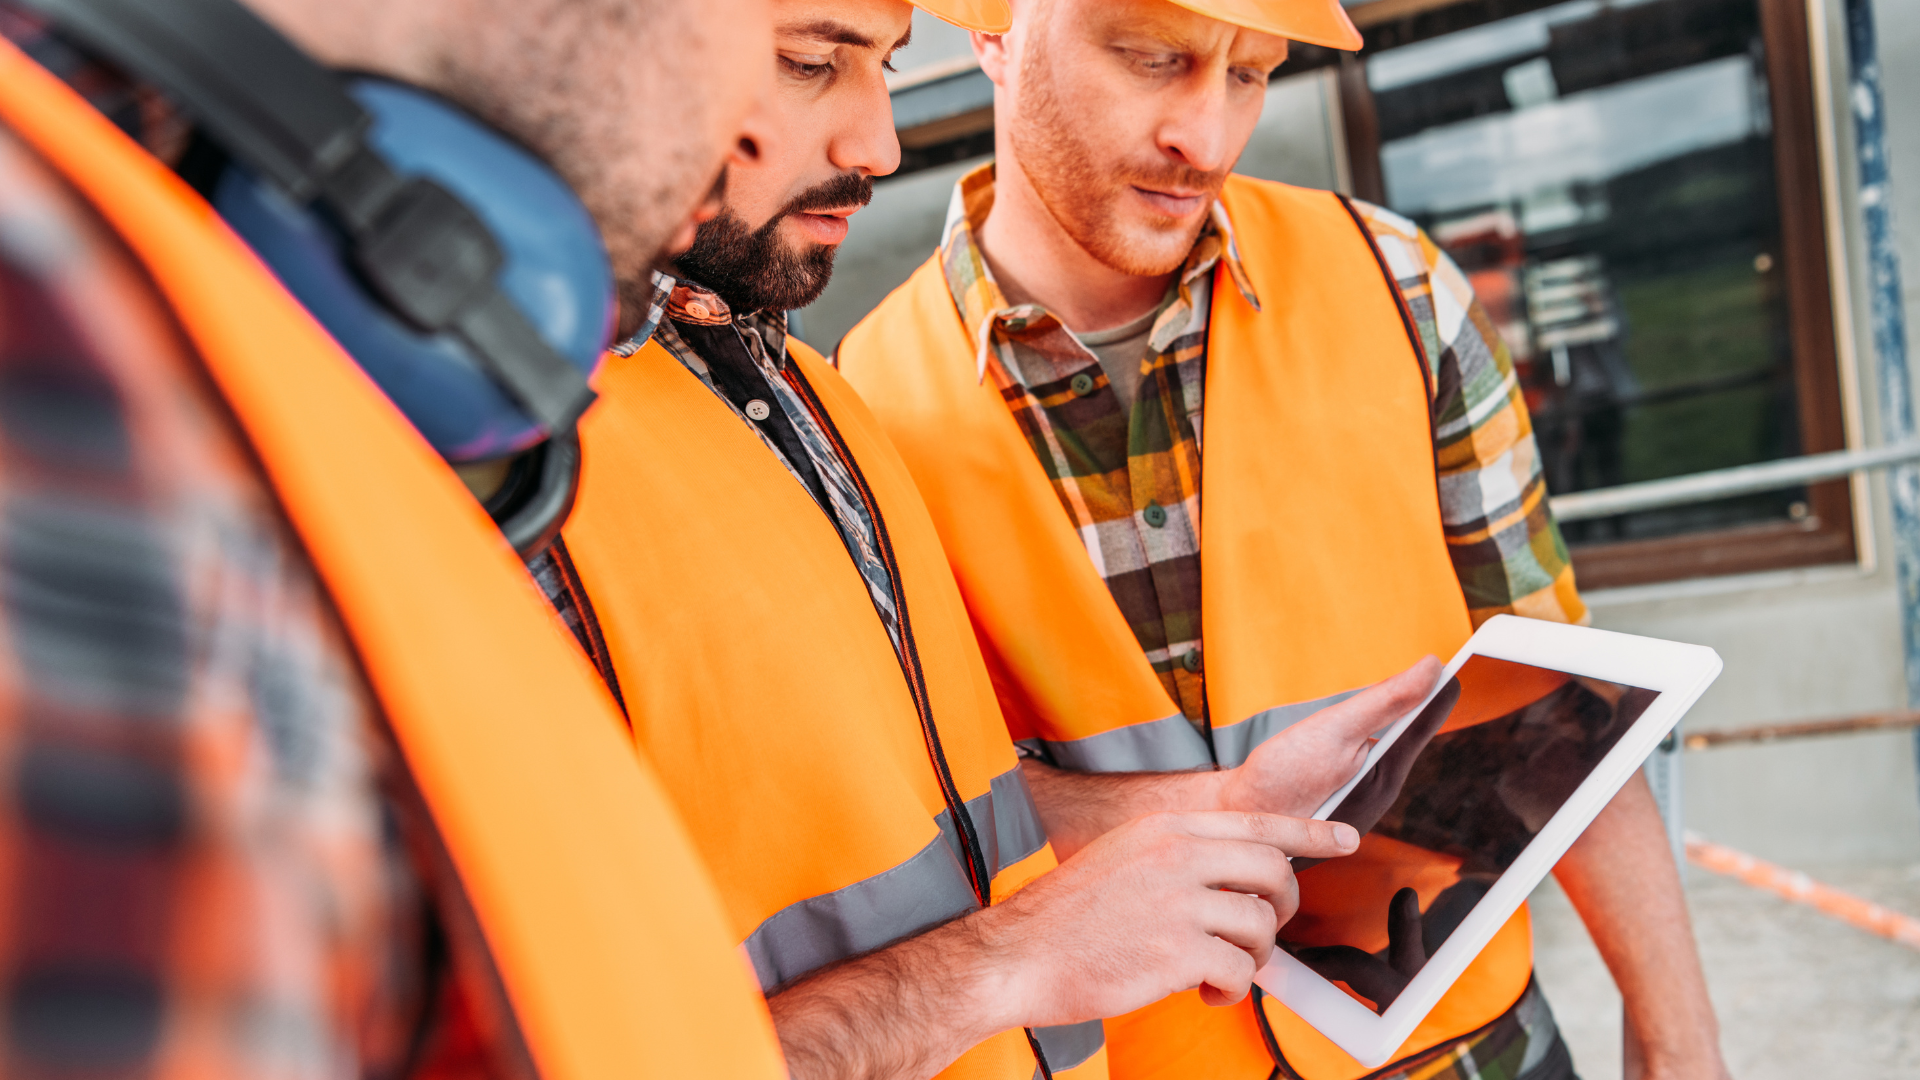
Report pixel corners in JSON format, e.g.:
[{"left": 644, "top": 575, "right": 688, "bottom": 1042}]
[
  {"left": 828, "top": 69, "right": 903, "bottom": 180},
  {"left": 1156, "top": 74, "right": 1234, "bottom": 175}
]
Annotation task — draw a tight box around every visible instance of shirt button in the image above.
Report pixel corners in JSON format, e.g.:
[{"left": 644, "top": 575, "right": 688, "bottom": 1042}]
[
  {"left": 1182, "top": 649, "right": 1203, "bottom": 674},
  {"left": 686, "top": 301, "right": 712, "bottom": 320},
  {"left": 745, "top": 399, "right": 772, "bottom": 421},
  {"left": 1070, "top": 372, "right": 1096, "bottom": 397},
  {"left": 1143, "top": 501, "right": 1168, "bottom": 528}
]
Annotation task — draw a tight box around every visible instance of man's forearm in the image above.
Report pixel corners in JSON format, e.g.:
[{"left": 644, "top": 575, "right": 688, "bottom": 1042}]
[
  {"left": 1552, "top": 773, "right": 1728, "bottom": 1079},
  {"left": 1021, "top": 758, "right": 1224, "bottom": 859},
  {"left": 767, "top": 808, "right": 1359, "bottom": 1080},
  {"left": 768, "top": 911, "right": 1021, "bottom": 1080}
]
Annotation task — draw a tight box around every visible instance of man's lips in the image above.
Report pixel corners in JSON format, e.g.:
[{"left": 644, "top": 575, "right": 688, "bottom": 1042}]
[
  {"left": 788, "top": 205, "right": 860, "bottom": 245},
  {"left": 1131, "top": 186, "right": 1208, "bottom": 218}
]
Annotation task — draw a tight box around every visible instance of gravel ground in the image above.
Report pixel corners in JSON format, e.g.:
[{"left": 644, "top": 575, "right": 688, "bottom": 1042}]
[{"left": 1528, "top": 860, "right": 1920, "bottom": 1079}]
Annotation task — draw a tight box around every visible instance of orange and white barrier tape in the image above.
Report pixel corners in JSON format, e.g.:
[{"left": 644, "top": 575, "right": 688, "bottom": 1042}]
[{"left": 1684, "top": 831, "right": 1920, "bottom": 951}]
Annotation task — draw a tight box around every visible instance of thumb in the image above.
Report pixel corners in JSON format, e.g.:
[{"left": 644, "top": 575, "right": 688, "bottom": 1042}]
[{"left": 1297, "top": 656, "right": 1445, "bottom": 748}]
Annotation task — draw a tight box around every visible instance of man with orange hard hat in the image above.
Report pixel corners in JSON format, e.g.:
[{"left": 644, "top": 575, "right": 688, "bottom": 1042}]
[
  {"left": 523, "top": 1, "right": 1466, "bottom": 1078},
  {"left": 836, "top": 1, "right": 1733, "bottom": 1079}
]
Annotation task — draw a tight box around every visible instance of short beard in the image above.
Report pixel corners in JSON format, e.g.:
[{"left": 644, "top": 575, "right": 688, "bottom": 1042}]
[
  {"left": 674, "top": 171, "right": 873, "bottom": 314},
  {"left": 1008, "top": 27, "right": 1226, "bottom": 277}
]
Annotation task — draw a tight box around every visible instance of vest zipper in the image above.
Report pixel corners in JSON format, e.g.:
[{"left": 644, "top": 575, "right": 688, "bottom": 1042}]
[
  {"left": 782, "top": 365, "right": 994, "bottom": 904},
  {"left": 786, "top": 363, "right": 1055, "bottom": 1079}
]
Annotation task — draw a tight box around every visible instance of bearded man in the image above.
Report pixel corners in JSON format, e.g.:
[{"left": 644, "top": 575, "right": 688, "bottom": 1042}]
[
  {"left": 523, "top": 1, "right": 1463, "bottom": 1078},
  {"left": 835, "top": 2, "right": 1732, "bottom": 1080},
  {"left": 0, "top": 0, "right": 808, "bottom": 1072}
]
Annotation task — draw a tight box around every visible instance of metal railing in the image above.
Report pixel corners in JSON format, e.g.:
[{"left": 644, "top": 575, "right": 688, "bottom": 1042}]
[
  {"left": 1683, "top": 709, "right": 1920, "bottom": 749},
  {"left": 1546, "top": 441, "right": 1920, "bottom": 869},
  {"left": 1547, "top": 440, "right": 1920, "bottom": 522}
]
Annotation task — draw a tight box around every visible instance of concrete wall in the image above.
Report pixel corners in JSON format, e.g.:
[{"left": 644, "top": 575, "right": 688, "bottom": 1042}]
[{"left": 802, "top": 3, "right": 1920, "bottom": 868}]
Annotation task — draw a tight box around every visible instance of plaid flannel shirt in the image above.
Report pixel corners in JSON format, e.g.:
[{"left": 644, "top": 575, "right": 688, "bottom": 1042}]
[
  {"left": 0, "top": 23, "right": 530, "bottom": 1075},
  {"left": 939, "top": 164, "right": 1587, "bottom": 731}
]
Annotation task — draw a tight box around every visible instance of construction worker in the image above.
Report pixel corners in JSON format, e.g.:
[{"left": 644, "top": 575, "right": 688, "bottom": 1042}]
[
  {"left": 0, "top": 0, "right": 791, "bottom": 1075},
  {"left": 835, "top": 1, "right": 1731, "bottom": 1079},
  {"left": 529, "top": 1, "right": 1439, "bottom": 1077}
]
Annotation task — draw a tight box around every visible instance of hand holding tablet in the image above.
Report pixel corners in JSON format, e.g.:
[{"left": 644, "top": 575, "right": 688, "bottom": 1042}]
[
  {"left": 1255, "top": 615, "right": 1722, "bottom": 1068},
  {"left": 1216, "top": 656, "right": 1449, "bottom": 821}
]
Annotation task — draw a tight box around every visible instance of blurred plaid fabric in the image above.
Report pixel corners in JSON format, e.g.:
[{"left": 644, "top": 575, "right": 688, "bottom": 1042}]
[{"left": 0, "top": 76, "right": 528, "bottom": 1080}]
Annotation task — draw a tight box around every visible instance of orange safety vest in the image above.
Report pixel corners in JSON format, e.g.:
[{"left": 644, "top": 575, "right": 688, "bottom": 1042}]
[
  {"left": 559, "top": 333, "right": 1109, "bottom": 1080},
  {"left": 836, "top": 174, "right": 1533, "bottom": 1080},
  {"left": 0, "top": 39, "right": 788, "bottom": 1080}
]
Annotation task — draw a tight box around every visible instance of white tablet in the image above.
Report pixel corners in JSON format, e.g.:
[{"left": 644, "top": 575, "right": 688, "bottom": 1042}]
[{"left": 1253, "top": 614, "right": 1722, "bottom": 1069}]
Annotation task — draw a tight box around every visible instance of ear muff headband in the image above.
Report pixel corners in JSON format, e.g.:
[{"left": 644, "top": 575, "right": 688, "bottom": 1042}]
[{"left": 21, "top": 0, "right": 604, "bottom": 449}]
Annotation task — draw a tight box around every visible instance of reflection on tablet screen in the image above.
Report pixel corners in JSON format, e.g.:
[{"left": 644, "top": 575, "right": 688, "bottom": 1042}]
[{"left": 1280, "top": 655, "right": 1659, "bottom": 1016}]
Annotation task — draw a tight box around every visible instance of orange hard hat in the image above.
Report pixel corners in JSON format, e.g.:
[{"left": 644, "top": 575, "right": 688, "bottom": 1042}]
[
  {"left": 912, "top": 0, "right": 1012, "bottom": 33},
  {"left": 1165, "top": 0, "right": 1362, "bottom": 51}
]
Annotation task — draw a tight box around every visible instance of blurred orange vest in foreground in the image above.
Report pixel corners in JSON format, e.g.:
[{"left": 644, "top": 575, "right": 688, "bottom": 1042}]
[
  {"left": 0, "top": 37, "right": 788, "bottom": 1080},
  {"left": 838, "top": 175, "right": 1532, "bottom": 1080},
  {"left": 559, "top": 334, "right": 1108, "bottom": 1080}
]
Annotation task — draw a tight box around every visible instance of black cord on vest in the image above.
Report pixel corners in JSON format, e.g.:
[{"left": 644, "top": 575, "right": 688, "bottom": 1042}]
[
  {"left": 1333, "top": 191, "right": 1449, "bottom": 529},
  {"left": 781, "top": 361, "right": 995, "bottom": 904},
  {"left": 1250, "top": 985, "right": 1295, "bottom": 1078}
]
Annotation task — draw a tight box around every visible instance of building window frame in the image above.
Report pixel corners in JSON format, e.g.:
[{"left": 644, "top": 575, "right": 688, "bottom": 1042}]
[{"left": 1331, "top": 0, "right": 1856, "bottom": 590}]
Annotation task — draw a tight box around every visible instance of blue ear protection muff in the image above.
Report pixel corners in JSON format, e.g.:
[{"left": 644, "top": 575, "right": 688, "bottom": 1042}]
[
  {"left": 25, "top": 0, "right": 619, "bottom": 554},
  {"left": 212, "top": 80, "right": 614, "bottom": 463}
]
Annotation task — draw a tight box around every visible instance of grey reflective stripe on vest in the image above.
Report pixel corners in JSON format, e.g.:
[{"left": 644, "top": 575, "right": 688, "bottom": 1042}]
[
  {"left": 742, "top": 763, "right": 1053, "bottom": 991},
  {"left": 1018, "top": 687, "right": 1369, "bottom": 772},
  {"left": 947, "top": 765, "right": 1050, "bottom": 877},
  {"left": 1210, "top": 687, "right": 1364, "bottom": 767},
  {"left": 1015, "top": 711, "right": 1211, "bottom": 772},
  {"left": 1031, "top": 1019, "right": 1105, "bottom": 1073}
]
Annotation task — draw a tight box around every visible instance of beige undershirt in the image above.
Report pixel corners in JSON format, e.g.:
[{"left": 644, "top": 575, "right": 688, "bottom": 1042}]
[{"left": 1071, "top": 293, "right": 1175, "bottom": 415}]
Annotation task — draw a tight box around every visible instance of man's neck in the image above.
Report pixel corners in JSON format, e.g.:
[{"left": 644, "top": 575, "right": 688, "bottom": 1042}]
[{"left": 976, "top": 146, "right": 1175, "bottom": 335}]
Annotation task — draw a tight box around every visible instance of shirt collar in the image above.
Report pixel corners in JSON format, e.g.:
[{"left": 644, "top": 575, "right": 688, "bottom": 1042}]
[
  {"left": 609, "top": 270, "right": 676, "bottom": 357},
  {"left": 613, "top": 274, "right": 789, "bottom": 369},
  {"left": 937, "top": 162, "right": 1261, "bottom": 382}
]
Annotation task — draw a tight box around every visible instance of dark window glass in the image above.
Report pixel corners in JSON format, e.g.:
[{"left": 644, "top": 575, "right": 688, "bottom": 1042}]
[{"left": 1368, "top": 0, "right": 1814, "bottom": 545}]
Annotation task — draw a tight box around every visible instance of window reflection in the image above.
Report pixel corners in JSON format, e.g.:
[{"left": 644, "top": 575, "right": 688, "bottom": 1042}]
[{"left": 1371, "top": 0, "right": 1805, "bottom": 542}]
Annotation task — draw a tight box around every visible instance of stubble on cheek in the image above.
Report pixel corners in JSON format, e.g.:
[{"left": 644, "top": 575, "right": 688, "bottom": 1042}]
[{"left": 1007, "top": 42, "right": 1221, "bottom": 278}]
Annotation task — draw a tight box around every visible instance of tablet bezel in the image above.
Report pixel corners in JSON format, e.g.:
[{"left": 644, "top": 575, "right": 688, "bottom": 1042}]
[{"left": 1253, "top": 614, "right": 1723, "bottom": 1068}]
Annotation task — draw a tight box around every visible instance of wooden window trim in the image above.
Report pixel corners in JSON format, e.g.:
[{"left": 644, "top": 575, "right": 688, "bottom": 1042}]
[{"left": 1337, "top": 0, "right": 1856, "bottom": 591}]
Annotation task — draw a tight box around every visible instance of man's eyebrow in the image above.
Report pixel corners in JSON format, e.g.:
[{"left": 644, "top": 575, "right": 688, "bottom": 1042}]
[
  {"left": 1108, "top": 18, "right": 1204, "bottom": 53},
  {"left": 892, "top": 26, "right": 913, "bottom": 53},
  {"left": 781, "top": 18, "right": 880, "bottom": 49}
]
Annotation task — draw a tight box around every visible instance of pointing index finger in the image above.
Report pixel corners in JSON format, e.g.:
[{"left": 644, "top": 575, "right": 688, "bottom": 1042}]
[{"left": 1166, "top": 811, "right": 1360, "bottom": 859}]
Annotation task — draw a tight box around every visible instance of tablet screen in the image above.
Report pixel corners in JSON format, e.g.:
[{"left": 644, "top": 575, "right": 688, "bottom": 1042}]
[{"left": 1279, "top": 655, "right": 1660, "bottom": 1015}]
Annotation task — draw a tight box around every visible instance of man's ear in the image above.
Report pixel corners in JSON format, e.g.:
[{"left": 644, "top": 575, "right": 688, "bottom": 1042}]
[{"left": 973, "top": 30, "right": 1011, "bottom": 86}]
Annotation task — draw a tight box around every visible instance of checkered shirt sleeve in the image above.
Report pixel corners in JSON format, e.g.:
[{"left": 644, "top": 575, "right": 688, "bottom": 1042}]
[{"left": 1350, "top": 201, "right": 1589, "bottom": 627}]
